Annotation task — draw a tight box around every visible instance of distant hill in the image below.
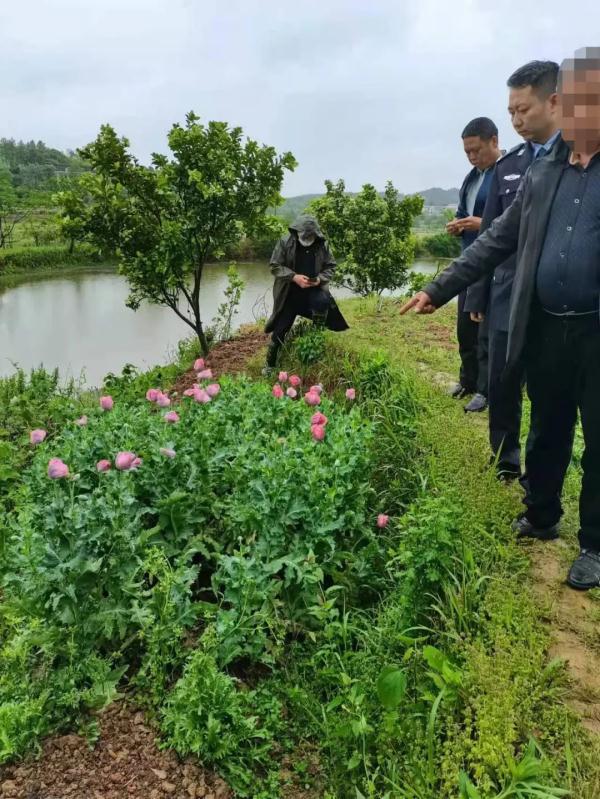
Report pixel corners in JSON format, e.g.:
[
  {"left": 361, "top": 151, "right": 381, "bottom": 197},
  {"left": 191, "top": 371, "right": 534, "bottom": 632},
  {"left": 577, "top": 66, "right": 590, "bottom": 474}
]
[
  {"left": 276, "top": 186, "right": 459, "bottom": 219},
  {"left": 0, "top": 138, "right": 88, "bottom": 190},
  {"left": 274, "top": 194, "right": 322, "bottom": 220},
  {"left": 417, "top": 187, "right": 460, "bottom": 206}
]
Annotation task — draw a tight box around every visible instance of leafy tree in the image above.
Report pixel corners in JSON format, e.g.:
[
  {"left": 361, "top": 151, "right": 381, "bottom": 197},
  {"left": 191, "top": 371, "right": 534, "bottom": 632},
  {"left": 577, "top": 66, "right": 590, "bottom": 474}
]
[
  {"left": 420, "top": 230, "right": 461, "bottom": 259},
  {"left": 0, "top": 163, "right": 27, "bottom": 249},
  {"left": 56, "top": 113, "right": 296, "bottom": 353},
  {"left": 308, "top": 179, "right": 424, "bottom": 304}
]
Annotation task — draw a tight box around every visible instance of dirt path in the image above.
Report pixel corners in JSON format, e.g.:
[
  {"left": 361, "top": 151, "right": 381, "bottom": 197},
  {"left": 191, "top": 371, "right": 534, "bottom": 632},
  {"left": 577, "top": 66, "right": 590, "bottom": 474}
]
[{"left": 528, "top": 540, "right": 600, "bottom": 736}]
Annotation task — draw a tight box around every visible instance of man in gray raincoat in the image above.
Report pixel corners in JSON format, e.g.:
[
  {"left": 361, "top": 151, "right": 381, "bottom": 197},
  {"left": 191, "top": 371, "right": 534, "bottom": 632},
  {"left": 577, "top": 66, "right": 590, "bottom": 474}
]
[{"left": 264, "top": 215, "right": 349, "bottom": 369}]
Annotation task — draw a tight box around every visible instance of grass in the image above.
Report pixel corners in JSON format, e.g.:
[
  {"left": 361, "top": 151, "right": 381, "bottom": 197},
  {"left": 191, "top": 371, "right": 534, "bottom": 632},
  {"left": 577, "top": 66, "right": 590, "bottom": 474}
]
[{"left": 256, "top": 294, "right": 600, "bottom": 797}]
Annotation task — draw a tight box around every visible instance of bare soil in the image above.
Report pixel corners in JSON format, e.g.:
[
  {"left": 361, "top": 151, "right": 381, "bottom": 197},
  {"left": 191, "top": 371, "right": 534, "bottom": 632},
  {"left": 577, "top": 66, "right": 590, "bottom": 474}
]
[
  {"left": 172, "top": 328, "right": 268, "bottom": 397},
  {"left": 0, "top": 703, "right": 230, "bottom": 799}
]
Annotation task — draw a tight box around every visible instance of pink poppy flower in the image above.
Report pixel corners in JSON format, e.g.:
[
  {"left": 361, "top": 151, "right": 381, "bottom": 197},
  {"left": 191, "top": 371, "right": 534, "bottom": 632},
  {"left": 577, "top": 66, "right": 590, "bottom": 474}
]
[
  {"left": 96, "top": 459, "right": 111, "bottom": 473},
  {"left": 310, "top": 385, "right": 323, "bottom": 395},
  {"left": 156, "top": 393, "right": 171, "bottom": 408},
  {"left": 164, "top": 411, "right": 180, "bottom": 423},
  {"left": 377, "top": 514, "right": 390, "bottom": 529},
  {"left": 345, "top": 388, "right": 356, "bottom": 401},
  {"left": 194, "top": 389, "right": 211, "bottom": 404},
  {"left": 272, "top": 384, "right": 284, "bottom": 399},
  {"left": 311, "top": 412, "right": 328, "bottom": 426},
  {"left": 278, "top": 371, "right": 288, "bottom": 383},
  {"left": 29, "top": 429, "right": 47, "bottom": 445},
  {"left": 193, "top": 358, "right": 205, "bottom": 371},
  {"left": 183, "top": 388, "right": 196, "bottom": 397},
  {"left": 115, "top": 451, "right": 139, "bottom": 471},
  {"left": 99, "top": 395, "right": 114, "bottom": 411},
  {"left": 75, "top": 415, "right": 88, "bottom": 427},
  {"left": 304, "top": 391, "right": 321, "bottom": 407},
  {"left": 159, "top": 447, "right": 176, "bottom": 459},
  {"left": 289, "top": 375, "right": 301, "bottom": 388},
  {"left": 311, "top": 424, "right": 326, "bottom": 441},
  {"left": 146, "top": 388, "right": 159, "bottom": 402},
  {"left": 48, "top": 458, "right": 69, "bottom": 479},
  {"left": 197, "top": 368, "right": 213, "bottom": 380},
  {"left": 206, "top": 383, "right": 221, "bottom": 398},
  {"left": 286, "top": 387, "right": 298, "bottom": 399}
]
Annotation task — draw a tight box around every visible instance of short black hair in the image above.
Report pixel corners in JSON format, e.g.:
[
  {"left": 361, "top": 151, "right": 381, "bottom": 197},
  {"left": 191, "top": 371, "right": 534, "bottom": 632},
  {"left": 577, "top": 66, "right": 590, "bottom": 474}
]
[
  {"left": 461, "top": 117, "right": 498, "bottom": 140},
  {"left": 558, "top": 47, "right": 600, "bottom": 88},
  {"left": 507, "top": 60, "right": 559, "bottom": 98}
]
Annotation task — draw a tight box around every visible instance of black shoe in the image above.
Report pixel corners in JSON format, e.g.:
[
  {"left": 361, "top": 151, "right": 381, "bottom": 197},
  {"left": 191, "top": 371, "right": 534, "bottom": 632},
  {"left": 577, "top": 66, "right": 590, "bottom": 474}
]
[
  {"left": 497, "top": 468, "right": 521, "bottom": 484},
  {"left": 450, "top": 383, "right": 470, "bottom": 399},
  {"left": 464, "top": 393, "right": 488, "bottom": 413},
  {"left": 512, "top": 514, "right": 559, "bottom": 541},
  {"left": 567, "top": 549, "right": 600, "bottom": 590}
]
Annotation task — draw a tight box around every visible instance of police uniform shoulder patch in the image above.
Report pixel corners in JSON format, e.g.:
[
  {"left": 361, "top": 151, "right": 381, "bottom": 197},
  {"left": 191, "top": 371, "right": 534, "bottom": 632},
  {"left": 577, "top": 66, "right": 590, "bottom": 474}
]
[{"left": 497, "top": 143, "right": 525, "bottom": 163}]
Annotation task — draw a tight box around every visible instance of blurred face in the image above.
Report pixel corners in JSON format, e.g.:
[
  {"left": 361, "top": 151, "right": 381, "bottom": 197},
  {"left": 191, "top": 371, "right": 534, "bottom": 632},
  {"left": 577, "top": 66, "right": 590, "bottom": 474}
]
[
  {"left": 508, "top": 85, "right": 557, "bottom": 142},
  {"left": 558, "top": 66, "right": 600, "bottom": 153},
  {"left": 462, "top": 135, "right": 499, "bottom": 170}
]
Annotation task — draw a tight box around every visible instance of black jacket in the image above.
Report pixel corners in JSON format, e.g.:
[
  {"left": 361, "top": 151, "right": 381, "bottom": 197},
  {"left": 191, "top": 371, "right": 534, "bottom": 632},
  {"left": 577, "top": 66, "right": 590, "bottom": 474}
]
[
  {"left": 464, "top": 143, "right": 534, "bottom": 330},
  {"left": 424, "top": 137, "right": 572, "bottom": 372}
]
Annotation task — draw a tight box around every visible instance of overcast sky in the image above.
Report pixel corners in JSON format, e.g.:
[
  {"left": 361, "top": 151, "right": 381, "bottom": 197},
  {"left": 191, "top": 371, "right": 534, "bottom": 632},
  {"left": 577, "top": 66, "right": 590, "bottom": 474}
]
[{"left": 1, "top": 1, "right": 598, "bottom": 196}]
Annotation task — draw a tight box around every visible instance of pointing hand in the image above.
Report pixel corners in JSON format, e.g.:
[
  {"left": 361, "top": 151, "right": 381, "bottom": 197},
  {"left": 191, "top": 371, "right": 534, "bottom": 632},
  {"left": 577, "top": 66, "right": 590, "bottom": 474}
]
[{"left": 399, "top": 292, "right": 437, "bottom": 315}]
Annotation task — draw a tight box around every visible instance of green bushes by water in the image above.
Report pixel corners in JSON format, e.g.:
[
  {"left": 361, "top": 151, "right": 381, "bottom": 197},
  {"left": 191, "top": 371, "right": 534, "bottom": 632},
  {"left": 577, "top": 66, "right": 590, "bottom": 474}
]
[{"left": 0, "top": 243, "right": 108, "bottom": 275}]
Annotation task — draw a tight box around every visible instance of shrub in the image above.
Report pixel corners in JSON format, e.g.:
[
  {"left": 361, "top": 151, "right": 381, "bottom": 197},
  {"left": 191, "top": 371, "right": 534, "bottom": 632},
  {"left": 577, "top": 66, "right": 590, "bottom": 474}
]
[
  {"left": 161, "top": 650, "right": 283, "bottom": 796},
  {"left": 0, "top": 243, "right": 105, "bottom": 274}
]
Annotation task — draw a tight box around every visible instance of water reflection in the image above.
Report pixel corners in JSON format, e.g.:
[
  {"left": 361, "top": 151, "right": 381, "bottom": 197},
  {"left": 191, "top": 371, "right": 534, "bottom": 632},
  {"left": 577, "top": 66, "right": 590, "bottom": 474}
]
[{"left": 0, "top": 260, "right": 439, "bottom": 387}]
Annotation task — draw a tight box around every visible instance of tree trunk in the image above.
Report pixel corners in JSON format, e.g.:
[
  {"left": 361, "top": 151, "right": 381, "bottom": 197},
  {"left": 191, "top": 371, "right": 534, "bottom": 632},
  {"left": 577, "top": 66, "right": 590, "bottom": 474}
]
[
  {"left": 191, "top": 262, "right": 209, "bottom": 355},
  {"left": 196, "top": 324, "right": 209, "bottom": 356}
]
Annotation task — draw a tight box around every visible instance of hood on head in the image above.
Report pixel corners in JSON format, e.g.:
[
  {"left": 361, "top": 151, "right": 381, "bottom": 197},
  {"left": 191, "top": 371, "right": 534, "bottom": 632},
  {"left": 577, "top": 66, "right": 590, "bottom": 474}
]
[{"left": 289, "top": 215, "right": 325, "bottom": 240}]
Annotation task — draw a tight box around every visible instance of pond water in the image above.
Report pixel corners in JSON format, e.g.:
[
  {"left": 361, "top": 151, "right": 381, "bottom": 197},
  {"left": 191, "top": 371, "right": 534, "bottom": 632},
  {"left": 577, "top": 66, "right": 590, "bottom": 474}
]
[{"left": 0, "top": 259, "right": 439, "bottom": 387}]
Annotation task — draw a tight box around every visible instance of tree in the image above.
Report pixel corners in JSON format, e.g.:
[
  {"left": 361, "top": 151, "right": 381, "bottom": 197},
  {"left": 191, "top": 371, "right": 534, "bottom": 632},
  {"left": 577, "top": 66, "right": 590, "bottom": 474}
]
[
  {"left": 56, "top": 113, "right": 296, "bottom": 353},
  {"left": 308, "top": 179, "right": 424, "bottom": 305},
  {"left": 420, "top": 230, "right": 461, "bottom": 259},
  {"left": 0, "top": 163, "right": 27, "bottom": 249}
]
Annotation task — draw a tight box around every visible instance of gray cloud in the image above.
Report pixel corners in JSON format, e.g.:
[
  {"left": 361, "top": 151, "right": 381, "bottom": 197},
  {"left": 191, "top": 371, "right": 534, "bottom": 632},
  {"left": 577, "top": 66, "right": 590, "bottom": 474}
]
[{"left": 1, "top": 0, "right": 599, "bottom": 195}]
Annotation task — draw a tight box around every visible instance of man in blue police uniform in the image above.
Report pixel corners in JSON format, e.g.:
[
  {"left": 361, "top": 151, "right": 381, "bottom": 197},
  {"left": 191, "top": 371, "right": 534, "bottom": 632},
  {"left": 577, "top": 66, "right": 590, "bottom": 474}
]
[
  {"left": 401, "top": 48, "right": 600, "bottom": 590},
  {"left": 446, "top": 117, "right": 501, "bottom": 413},
  {"left": 465, "top": 61, "right": 561, "bottom": 480}
]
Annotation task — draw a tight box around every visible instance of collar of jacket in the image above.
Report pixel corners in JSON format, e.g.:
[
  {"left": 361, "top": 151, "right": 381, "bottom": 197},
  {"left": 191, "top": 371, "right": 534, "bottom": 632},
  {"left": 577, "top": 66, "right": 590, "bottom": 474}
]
[{"left": 539, "top": 135, "right": 570, "bottom": 166}]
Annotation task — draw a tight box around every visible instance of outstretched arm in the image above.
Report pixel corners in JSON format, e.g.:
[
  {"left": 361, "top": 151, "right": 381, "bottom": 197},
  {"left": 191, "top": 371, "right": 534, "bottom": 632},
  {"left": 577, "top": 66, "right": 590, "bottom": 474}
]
[{"left": 400, "top": 172, "right": 528, "bottom": 316}]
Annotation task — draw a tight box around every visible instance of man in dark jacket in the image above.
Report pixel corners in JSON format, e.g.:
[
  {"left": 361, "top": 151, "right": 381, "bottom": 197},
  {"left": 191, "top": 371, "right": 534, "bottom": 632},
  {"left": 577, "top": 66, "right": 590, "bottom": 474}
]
[
  {"left": 264, "top": 215, "right": 348, "bottom": 369},
  {"left": 400, "top": 47, "right": 600, "bottom": 590},
  {"left": 446, "top": 117, "right": 501, "bottom": 412},
  {"left": 465, "top": 60, "right": 560, "bottom": 480}
]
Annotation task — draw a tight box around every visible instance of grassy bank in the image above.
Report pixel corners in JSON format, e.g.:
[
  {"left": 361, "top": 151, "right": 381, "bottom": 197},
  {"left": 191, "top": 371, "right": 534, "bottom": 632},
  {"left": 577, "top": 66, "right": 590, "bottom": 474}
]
[
  {"left": 0, "top": 243, "right": 114, "bottom": 277},
  {"left": 309, "top": 297, "right": 598, "bottom": 796}
]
